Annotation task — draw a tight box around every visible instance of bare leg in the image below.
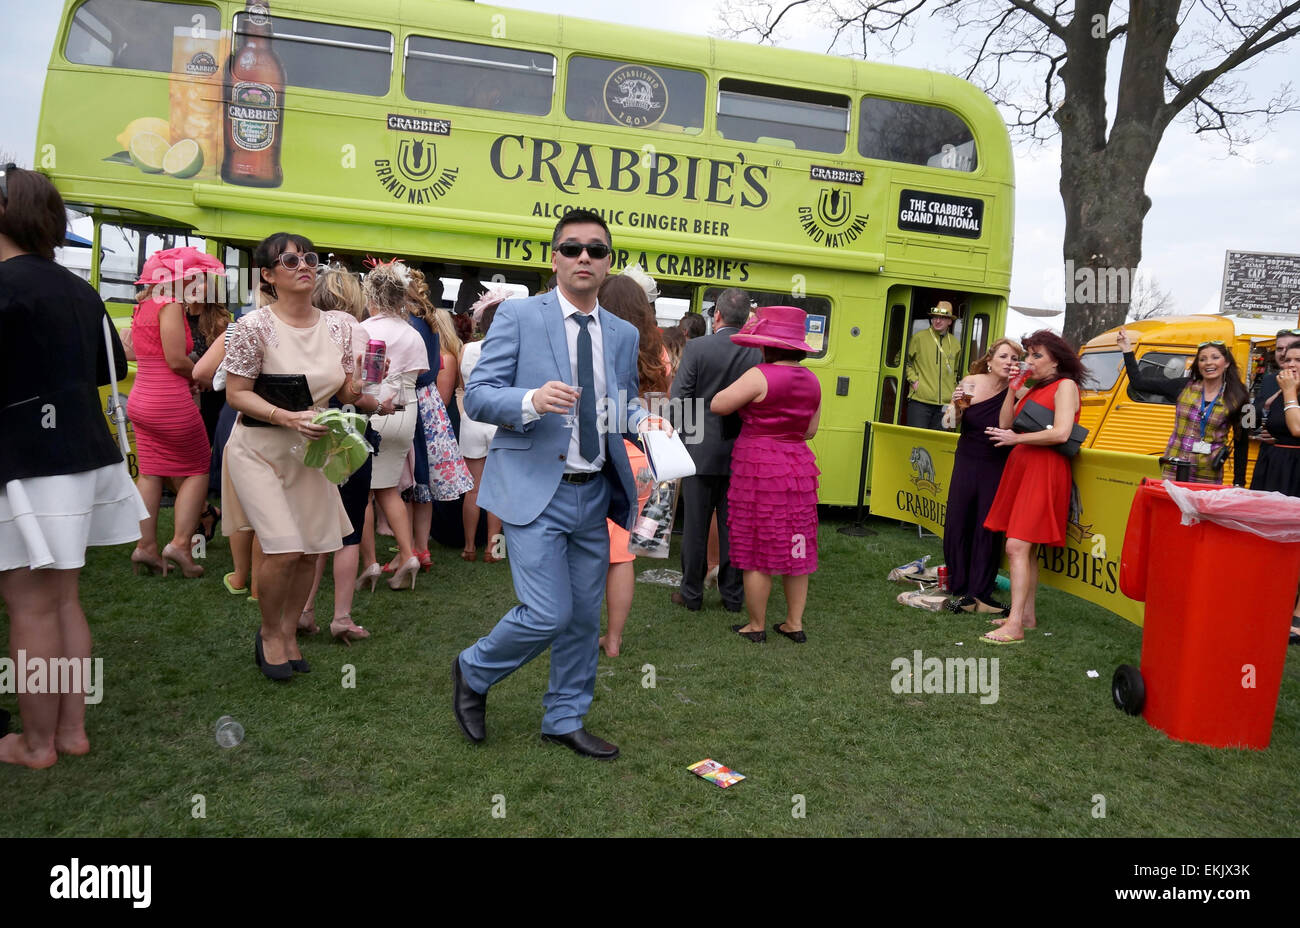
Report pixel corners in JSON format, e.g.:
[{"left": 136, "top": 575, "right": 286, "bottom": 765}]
[
  {"left": 778, "top": 573, "right": 809, "bottom": 632},
  {"left": 250, "top": 534, "right": 264, "bottom": 599},
  {"left": 374, "top": 487, "right": 415, "bottom": 565},
  {"left": 229, "top": 528, "right": 253, "bottom": 589},
  {"left": 0, "top": 568, "right": 68, "bottom": 768},
  {"left": 332, "top": 544, "right": 361, "bottom": 621},
  {"left": 601, "top": 561, "right": 634, "bottom": 657},
  {"left": 254, "top": 552, "right": 305, "bottom": 666},
  {"left": 462, "top": 457, "right": 486, "bottom": 554},
  {"left": 52, "top": 570, "right": 91, "bottom": 755},
  {"left": 297, "top": 554, "right": 325, "bottom": 633},
  {"left": 359, "top": 499, "right": 377, "bottom": 570},
  {"left": 134, "top": 474, "right": 163, "bottom": 555},
  {"left": 988, "top": 538, "right": 1034, "bottom": 640},
  {"left": 279, "top": 554, "right": 318, "bottom": 660},
  {"left": 737, "top": 570, "right": 772, "bottom": 633},
  {"left": 168, "top": 473, "right": 208, "bottom": 551},
  {"left": 413, "top": 501, "right": 432, "bottom": 555}
]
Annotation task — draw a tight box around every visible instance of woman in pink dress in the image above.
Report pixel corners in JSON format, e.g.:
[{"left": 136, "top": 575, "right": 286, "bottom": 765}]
[
  {"left": 126, "top": 246, "right": 226, "bottom": 579},
  {"left": 712, "top": 306, "right": 821, "bottom": 643}
]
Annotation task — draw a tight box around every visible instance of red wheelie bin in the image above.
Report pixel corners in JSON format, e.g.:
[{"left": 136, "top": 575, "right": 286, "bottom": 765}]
[{"left": 1116, "top": 479, "right": 1300, "bottom": 749}]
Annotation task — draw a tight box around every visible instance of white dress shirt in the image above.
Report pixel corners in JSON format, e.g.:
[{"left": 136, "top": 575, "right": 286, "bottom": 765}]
[{"left": 521, "top": 290, "right": 607, "bottom": 472}]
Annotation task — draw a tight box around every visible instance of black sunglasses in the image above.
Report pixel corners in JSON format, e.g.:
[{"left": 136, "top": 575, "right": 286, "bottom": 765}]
[
  {"left": 276, "top": 251, "right": 319, "bottom": 270},
  {"left": 554, "top": 241, "right": 611, "bottom": 260},
  {"left": 0, "top": 162, "right": 14, "bottom": 207}
]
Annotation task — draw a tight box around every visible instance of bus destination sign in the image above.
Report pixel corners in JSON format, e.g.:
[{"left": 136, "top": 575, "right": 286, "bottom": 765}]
[{"left": 897, "top": 189, "right": 983, "bottom": 239}]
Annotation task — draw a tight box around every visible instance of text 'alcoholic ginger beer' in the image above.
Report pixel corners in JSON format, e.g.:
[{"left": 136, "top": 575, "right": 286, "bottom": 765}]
[{"left": 222, "top": 0, "right": 285, "bottom": 187}]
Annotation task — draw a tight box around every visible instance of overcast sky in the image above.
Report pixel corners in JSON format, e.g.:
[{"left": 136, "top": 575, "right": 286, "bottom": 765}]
[{"left": 3, "top": 0, "right": 1297, "bottom": 337}]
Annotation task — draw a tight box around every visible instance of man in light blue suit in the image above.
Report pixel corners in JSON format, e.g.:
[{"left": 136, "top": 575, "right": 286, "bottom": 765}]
[{"left": 452, "top": 209, "right": 666, "bottom": 759}]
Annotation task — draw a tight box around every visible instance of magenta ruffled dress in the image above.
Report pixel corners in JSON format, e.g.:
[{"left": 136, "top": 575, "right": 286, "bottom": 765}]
[{"left": 727, "top": 363, "right": 821, "bottom": 575}]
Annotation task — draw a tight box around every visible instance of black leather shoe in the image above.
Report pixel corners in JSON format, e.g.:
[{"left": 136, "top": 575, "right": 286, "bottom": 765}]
[
  {"left": 451, "top": 657, "right": 487, "bottom": 743},
  {"left": 541, "top": 727, "right": 619, "bottom": 760},
  {"left": 255, "top": 631, "right": 292, "bottom": 681},
  {"left": 289, "top": 657, "right": 311, "bottom": 673},
  {"left": 671, "top": 591, "right": 701, "bottom": 611}
]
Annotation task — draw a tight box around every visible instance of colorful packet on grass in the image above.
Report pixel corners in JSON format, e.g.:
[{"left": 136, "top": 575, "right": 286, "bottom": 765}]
[{"left": 688, "top": 758, "right": 745, "bottom": 788}]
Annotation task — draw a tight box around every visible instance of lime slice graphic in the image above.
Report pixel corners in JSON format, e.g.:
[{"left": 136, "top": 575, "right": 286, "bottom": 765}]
[
  {"left": 163, "top": 139, "right": 203, "bottom": 179},
  {"left": 129, "top": 132, "right": 170, "bottom": 174}
]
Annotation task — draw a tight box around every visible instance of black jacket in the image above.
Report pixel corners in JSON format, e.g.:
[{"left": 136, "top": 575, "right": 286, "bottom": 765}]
[
  {"left": 670, "top": 326, "right": 761, "bottom": 475},
  {"left": 0, "top": 255, "right": 128, "bottom": 482}
]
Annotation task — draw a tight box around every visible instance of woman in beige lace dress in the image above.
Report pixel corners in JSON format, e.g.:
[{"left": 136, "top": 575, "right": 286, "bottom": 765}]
[{"left": 222, "top": 233, "right": 384, "bottom": 681}]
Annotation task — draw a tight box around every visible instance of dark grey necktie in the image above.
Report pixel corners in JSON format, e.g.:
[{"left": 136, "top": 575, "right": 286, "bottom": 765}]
[{"left": 574, "top": 314, "right": 599, "bottom": 462}]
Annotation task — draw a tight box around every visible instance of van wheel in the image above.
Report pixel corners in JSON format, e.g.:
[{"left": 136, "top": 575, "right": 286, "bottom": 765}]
[{"left": 1112, "top": 664, "right": 1145, "bottom": 716}]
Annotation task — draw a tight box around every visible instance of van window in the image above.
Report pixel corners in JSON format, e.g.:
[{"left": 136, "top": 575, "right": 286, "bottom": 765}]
[
  {"left": 703, "top": 287, "right": 831, "bottom": 360},
  {"left": 405, "top": 37, "right": 555, "bottom": 115},
  {"left": 234, "top": 13, "right": 392, "bottom": 97},
  {"left": 565, "top": 57, "right": 705, "bottom": 132},
  {"left": 1082, "top": 350, "right": 1124, "bottom": 393},
  {"left": 717, "top": 79, "right": 849, "bottom": 154},
  {"left": 66, "top": 0, "right": 219, "bottom": 72},
  {"left": 1127, "top": 351, "right": 1191, "bottom": 405}
]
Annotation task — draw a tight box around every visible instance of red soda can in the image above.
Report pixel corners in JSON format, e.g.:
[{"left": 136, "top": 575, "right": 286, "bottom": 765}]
[{"left": 937, "top": 565, "right": 948, "bottom": 591}]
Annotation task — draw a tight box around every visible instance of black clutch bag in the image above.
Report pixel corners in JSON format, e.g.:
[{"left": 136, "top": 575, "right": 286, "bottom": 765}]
[
  {"left": 1013, "top": 399, "right": 1088, "bottom": 457},
  {"left": 243, "top": 373, "right": 313, "bottom": 427}
]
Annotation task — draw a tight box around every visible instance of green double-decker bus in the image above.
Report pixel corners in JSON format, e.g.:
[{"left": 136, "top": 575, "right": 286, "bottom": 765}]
[{"left": 39, "top": 0, "right": 1014, "bottom": 503}]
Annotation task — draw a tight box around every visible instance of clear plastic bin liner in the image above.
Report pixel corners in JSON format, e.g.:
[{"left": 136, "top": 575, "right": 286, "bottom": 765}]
[{"left": 1161, "top": 480, "right": 1300, "bottom": 543}]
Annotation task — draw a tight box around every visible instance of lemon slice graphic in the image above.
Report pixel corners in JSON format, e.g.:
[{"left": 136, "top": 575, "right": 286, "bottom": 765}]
[
  {"left": 116, "top": 117, "right": 171, "bottom": 150},
  {"left": 163, "top": 139, "right": 203, "bottom": 179},
  {"left": 129, "top": 132, "right": 170, "bottom": 174}
]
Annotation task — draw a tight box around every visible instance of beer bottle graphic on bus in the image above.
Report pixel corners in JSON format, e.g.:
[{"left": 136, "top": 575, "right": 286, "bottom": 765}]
[{"left": 223, "top": 0, "right": 285, "bottom": 187}]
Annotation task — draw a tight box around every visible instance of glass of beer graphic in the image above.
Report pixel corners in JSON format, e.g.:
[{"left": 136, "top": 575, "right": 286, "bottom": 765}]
[{"left": 169, "top": 27, "right": 227, "bottom": 180}]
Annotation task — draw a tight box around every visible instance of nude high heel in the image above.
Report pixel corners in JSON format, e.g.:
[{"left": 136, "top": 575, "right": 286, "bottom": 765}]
[
  {"left": 330, "top": 615, "right": 370, "bottom": 645},
  {"left": 354, "top": 563, "right": 382, "bottom": 592},
  {"left": 160, "top": 543, "right": 204, "bottom": 578},
  {"left": 131, "top": 548, "right": 167, "bottom": 576},
  {"left": 387, "top": 556, "right": 420, "bottom": 591}
]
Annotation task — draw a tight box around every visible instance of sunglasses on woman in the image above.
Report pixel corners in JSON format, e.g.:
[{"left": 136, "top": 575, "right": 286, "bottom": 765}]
[
  {"left": 553, "top": 241, "right": 611, "bottom": 260},
  {"left": 1197, "top": 340, "right": 1227, "bottom": 350},
  {"left": 276, "top": 251, "right": 320, "bottom": 270}
]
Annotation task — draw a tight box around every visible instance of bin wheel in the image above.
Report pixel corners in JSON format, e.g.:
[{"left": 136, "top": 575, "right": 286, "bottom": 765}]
[{"left": 1112, "top": 664, "right": 1145, "bottom": 716}]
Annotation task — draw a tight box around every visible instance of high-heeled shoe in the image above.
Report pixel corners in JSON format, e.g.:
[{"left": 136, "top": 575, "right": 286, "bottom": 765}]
[
  {"left": 461, "top": 548, "right": 477, "bottom": 562},
  {"left": 130, "top": 548, "right": 167, "bottom": 576},
  {"left": 354, "top": 563, "right": 382, "bottom": 592},
  {"left": 330, "top": 615, "right": 370, "bottom": 645},
  {"left": 388, "top": 556, "right": 420, "bottom": 590},
  {"left": 198, "top": 504, "right": 221, "bottom": 542},
  {"left": 415, "top": 549, "right": 433, "bottom": 571},
  {"left": 160, "top": 543, "right": 205, "bottom": 578},
  {"left": 254, "top": 631, "right": 292, "bottom": 681}
]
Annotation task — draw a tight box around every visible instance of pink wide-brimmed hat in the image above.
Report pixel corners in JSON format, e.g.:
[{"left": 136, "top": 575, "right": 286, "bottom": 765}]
[
  {"left": 730, "top": 305, "right": 814, "bottom": 352},
  {"left": 135, "top": 246, "right": 225, "bottom": 287}
]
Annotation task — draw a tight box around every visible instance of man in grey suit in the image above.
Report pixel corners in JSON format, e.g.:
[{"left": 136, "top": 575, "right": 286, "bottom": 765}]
[
  {"left": 452, "top": 209, "right": 668, "bottom": 760},
  {"left": 671, "top": 289, "right": 761, "bottom": 612}
]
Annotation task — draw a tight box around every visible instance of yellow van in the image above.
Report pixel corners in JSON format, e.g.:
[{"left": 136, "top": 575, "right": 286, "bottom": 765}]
[{"left": 1078, "top": 315, "right": 1277, "bottom": 485}]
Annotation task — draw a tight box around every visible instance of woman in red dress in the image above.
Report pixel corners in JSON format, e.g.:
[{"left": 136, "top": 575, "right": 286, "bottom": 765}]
[
  {"left": 127, "top": 246, "right": 226, "bottom": 579},
  {"left": 980, "top": 330, "right": 1086, "bottom": 644}
]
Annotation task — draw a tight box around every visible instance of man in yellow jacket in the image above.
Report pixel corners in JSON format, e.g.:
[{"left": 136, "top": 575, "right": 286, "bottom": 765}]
[{"left": 905, "top": 301, "right": 961, "bottom": 430}]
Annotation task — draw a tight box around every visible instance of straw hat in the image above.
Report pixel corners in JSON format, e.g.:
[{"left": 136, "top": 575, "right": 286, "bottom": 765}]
[
  {"left": 929, "top": 300, "right": 956, "bottom": 319},
  {"left": 730, "top": 305, "right": 814, "bottom": 352}
]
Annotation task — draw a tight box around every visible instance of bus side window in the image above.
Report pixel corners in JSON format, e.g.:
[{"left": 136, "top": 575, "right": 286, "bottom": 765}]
[
  {"left": 405, "top": 36, "right": 555, "bottom": 116},
  {"left": 564, "top": 57, "right": 705, "bottom": 132},
  {"left": 859, "top": 97, "right": 979, "bottom": 172},
  {"left": 66, "top": 0, "right": 220, "bottom": 73},
  {"left": 702, "top": 287, "right": 831, "bottom": 360},
  {"left": 717, "top": 79, "right": 849, "bottom": 154},
  {"left": 885, "top": 303, "right": 907, "bottom": 368},
  {"left": 969, "top": 313, "right": 989, "bottom": 365}
]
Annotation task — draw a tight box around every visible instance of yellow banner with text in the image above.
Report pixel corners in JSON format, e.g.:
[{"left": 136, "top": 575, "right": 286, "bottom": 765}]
[{"left": 869, "top": 424, "right": 1161, "bottom": 625}]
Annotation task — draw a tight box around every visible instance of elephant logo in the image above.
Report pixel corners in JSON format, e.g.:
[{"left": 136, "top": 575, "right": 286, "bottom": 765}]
[{"left": 908, "top": 446, "right": 940, "bottom": 495}]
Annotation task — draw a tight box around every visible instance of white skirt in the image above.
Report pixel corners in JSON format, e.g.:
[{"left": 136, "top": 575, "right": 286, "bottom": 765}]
[{"left": 0, "top": 463, "right": 147, "bottom": 571}]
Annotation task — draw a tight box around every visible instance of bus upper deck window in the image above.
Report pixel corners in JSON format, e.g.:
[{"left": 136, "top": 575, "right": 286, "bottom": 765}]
[
  {"left": 66, "top": 0, "right": 218, "bottom": 72},
  {"left": 405, "top": 36, "right": 555, "bottom": 116},
  {"left": 234, "top": 15, "right": 392, "bottom": 97},
  {"left": 717, "top": 79, "right": 849, "bottom": 154},
  {"left": 858, "top": 97, "right": 978, "bottom": 172},
  {"left": 564, "top": 57, "right": 705, "bottom": 133}
]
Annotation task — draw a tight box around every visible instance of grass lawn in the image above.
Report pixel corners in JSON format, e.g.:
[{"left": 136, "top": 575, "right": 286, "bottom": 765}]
[{"left": 2, "top": 510, "right": 1297, "bottom": 837}]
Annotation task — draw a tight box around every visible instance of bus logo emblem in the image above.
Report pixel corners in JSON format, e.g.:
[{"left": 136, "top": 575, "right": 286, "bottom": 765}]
[
  {"left": 604, "top": 65, "right": 668, "bottom": 128},
  {"left": 817, "top": 189, "right": 852, "bottom": 228},
  {"left": 397, "top": 139, "right": 438, "bottom": 183}
]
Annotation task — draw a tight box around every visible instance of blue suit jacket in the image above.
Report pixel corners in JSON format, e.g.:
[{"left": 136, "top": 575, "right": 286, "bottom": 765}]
[{"left": 464, "top": 290, "right": 645, "bottom": 527}]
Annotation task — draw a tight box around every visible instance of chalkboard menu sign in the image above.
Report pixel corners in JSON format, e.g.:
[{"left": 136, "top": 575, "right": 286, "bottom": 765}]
[{"left": 1220, "top": 250, "right": 1300, "bottom": 315}]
